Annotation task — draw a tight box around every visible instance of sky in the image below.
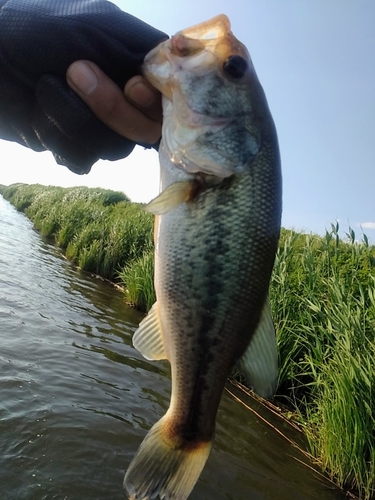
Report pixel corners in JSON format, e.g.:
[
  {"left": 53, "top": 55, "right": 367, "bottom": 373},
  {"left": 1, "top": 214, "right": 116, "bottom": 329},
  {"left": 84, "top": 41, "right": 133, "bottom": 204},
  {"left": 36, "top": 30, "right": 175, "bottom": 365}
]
[{"left": 1, "top": 0, "right": 375, "bottom": 242}]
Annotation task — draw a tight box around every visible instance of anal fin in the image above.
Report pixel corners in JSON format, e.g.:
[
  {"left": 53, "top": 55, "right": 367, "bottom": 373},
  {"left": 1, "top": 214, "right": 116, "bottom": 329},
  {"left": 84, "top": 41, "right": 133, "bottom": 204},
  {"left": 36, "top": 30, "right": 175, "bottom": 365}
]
[
  {"left": 236, "top": 297, "right": 278, "bottom": 399},
  {"left": 133, "top": 302, "right": 167, "bottom": 361}
]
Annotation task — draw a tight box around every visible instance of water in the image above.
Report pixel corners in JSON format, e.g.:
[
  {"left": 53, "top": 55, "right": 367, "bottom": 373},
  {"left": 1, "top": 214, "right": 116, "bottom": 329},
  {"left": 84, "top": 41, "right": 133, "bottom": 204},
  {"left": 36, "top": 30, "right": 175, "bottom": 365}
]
[{"left": 0, "top": 195, "right": 348, "bottom": 500}]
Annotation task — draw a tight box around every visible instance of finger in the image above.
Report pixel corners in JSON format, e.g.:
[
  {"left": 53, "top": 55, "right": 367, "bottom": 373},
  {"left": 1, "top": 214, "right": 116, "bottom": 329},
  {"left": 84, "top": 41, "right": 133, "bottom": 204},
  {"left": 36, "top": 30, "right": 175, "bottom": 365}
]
[
  {"left": 125, "top": 76, "right": 163, "bottom": 123},
  {"left": 66, "top": 60, "right": 161, "bottom": 145}
]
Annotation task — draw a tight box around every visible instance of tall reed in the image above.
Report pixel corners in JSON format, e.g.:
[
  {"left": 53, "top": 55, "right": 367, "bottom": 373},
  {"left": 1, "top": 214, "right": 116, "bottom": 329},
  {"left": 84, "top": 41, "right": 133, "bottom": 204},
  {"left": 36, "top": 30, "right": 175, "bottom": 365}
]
[{"left": 271, "top": 224, "right": 375, "bottom": 498}]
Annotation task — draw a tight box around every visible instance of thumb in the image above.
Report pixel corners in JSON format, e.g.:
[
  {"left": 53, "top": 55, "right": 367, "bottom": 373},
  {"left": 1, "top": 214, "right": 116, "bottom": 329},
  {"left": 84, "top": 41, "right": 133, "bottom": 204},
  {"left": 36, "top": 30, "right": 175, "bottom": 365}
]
[{"left": 67, "top": 60, "right": 161, "bottom": 145}]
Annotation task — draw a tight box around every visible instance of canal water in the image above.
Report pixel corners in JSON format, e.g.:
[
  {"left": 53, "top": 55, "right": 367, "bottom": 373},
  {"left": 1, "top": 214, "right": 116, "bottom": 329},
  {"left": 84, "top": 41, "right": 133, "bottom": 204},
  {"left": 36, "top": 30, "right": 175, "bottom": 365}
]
[{"left": 0, "top": 195, "right": 349, "bottom": 500}]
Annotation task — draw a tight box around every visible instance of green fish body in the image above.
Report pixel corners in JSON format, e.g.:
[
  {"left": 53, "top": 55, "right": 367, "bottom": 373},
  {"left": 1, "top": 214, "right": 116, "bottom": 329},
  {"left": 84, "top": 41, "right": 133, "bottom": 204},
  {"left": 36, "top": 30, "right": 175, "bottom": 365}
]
[{"left": 124, "top": 14, "right": 282, "bottom": 500}]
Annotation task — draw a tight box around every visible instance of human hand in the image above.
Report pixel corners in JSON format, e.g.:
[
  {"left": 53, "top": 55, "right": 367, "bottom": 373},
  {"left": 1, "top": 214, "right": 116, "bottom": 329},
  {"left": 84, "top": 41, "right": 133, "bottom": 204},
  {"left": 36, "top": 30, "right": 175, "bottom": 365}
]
[
  {"left": 0, "top": 0, "right": 167, "bottom": 173},
  {"left": 66, "top": 61, "right": 162, "bottom": 146}
]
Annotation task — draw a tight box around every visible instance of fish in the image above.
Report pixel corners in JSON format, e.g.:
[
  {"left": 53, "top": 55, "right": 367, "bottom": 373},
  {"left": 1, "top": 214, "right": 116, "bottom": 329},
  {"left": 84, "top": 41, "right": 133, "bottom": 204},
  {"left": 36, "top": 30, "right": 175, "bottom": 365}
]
[{"left": 123, "top": 14, "right": 282, "bottom": 500}]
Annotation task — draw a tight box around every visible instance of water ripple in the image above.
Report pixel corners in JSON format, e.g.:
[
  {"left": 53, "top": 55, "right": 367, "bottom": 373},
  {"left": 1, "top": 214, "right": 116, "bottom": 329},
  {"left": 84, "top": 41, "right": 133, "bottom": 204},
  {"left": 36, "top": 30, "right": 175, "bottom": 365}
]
[{"left": 0, "top": 196, "right": 346, "bottom": 500}]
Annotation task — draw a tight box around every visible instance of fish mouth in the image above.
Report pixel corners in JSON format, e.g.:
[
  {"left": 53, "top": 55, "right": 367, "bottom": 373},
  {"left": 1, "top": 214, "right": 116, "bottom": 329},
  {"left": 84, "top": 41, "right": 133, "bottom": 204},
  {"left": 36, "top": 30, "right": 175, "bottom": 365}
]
[
  {"left": 143, "top": 44, "right": 163, "bottom": 64},
  {"left": 178, "top": 14, "right": 231, "bottom": 41},
  {"left": 144, "top": 14, "right": 231, "bottom": 65},
  {"left": 143, "top": 14, "right": 252, "bottom": 96},
  {"left": 142, "top": 35, "right": 211, "bottom": 99},
  {"left": 168, "top": 14, "right": 231, "bottom": 59}
]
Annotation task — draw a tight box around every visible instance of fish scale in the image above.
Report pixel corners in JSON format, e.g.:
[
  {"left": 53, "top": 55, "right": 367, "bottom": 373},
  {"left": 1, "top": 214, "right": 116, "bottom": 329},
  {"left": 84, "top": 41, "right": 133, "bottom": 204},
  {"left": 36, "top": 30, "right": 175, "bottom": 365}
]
[{"left": 124, "top": 14, "right": 282, "bottom": 500}]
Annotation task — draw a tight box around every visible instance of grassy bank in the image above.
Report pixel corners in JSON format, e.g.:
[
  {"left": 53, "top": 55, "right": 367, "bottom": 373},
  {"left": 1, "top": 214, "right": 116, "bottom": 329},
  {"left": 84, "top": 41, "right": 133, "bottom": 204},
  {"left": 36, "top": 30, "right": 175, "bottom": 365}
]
[
  {"left": 2, "top": 183, "right": 375, "bottom": 498},
  {"left": 272, "top": 226, "right": 375, "bottom": 499},
  {"left": 0, "top": 183, "right": 156, "bottom": 310}
]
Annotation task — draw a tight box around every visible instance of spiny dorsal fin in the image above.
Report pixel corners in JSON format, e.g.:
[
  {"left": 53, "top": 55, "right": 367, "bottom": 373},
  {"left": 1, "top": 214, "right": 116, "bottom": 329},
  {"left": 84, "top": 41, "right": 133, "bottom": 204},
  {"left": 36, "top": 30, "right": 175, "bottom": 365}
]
[
  {"left": 236, "top": 297, "right": 278, "bottom": 399},
  {"left": 144, "top": 181, "right": 193, "bottom": 215},
  {"left": 133, "top": 302, "right": 167, "bottom": 361}
]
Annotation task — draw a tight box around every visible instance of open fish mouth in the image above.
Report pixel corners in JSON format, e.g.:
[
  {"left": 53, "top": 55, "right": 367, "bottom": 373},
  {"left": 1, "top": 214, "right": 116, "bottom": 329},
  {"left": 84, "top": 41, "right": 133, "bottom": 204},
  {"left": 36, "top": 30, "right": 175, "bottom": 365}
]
[{"left": 143, "top": 14, "right": 253, "bottom": 98}]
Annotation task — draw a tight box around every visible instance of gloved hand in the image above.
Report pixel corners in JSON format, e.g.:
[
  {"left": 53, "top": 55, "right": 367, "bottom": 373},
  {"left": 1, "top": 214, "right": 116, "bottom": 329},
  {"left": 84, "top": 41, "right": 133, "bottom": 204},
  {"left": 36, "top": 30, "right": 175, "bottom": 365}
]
[{"left": 0, "top": 0, "right": 167, "bottom": 173}]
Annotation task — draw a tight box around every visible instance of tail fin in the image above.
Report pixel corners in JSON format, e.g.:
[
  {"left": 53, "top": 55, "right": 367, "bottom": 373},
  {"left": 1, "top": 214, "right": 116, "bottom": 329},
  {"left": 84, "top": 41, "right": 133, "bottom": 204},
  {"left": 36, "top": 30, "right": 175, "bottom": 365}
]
[{"left": 124, "top": 416, "right": 212, "bottom": 500}]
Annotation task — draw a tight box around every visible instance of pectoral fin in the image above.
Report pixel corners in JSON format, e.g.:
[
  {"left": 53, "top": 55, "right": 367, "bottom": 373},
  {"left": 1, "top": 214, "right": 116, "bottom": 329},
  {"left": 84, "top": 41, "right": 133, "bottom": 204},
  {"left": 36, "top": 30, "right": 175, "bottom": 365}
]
[
  {"left": 236, "top": 298, "right": 278, "bottom": 399},
  {"left": 132, "top": 302, "right": 167, "bottom": 360},
  {"left": 144, "top": 181, "right": 193, "bottom": 215}
]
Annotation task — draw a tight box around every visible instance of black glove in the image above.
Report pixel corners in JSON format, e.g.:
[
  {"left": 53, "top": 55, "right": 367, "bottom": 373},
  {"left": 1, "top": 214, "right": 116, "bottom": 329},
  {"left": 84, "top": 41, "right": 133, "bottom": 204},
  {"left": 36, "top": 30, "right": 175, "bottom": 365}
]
[{"left": 0, "top": 0, "right": 167, "bottom": 173}]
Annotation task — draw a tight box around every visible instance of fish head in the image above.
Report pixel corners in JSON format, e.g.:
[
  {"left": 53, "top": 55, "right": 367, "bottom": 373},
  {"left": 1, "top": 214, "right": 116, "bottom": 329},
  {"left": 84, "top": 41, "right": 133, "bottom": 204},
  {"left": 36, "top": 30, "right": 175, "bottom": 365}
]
[{"left": 143, "top": 15, "right": 266, "bottom": 178}]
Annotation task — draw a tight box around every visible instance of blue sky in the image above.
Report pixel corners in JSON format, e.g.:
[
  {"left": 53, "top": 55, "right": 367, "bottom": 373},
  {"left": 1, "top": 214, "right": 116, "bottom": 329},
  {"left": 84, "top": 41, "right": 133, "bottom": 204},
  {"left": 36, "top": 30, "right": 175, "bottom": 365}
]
[{"left": 1, "top": 0, "right": 374, "bottom": 241}]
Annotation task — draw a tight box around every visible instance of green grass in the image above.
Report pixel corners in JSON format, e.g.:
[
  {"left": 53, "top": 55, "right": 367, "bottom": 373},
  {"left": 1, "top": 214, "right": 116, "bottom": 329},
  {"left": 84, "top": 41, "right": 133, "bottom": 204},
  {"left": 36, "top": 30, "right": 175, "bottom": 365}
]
[
  {"left": 0, "top": 184, "right": 153, "bottom": 305},
  {"left": 119, "top": 249, "right": 156, "bottom": 312},
  {"left": 2, "top": 184, "right": 375, "bottom": 498},
  {"left": 272, "top": 225, "right": 375, "bottom": 499}
]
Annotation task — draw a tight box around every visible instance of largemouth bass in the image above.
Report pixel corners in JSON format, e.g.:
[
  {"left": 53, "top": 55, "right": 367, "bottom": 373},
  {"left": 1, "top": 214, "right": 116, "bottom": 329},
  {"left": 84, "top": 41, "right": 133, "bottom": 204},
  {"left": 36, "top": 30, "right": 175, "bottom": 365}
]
[{"left": 124, "top": 14, "right": 282, "bottom": 500}]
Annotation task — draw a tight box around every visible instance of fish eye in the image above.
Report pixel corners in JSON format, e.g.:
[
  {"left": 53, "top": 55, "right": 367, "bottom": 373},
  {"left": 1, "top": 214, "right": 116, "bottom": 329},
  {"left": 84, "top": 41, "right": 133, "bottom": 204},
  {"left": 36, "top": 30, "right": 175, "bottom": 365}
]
[{"left": 223, "top": 55, "right": 248, "bottom": 79}]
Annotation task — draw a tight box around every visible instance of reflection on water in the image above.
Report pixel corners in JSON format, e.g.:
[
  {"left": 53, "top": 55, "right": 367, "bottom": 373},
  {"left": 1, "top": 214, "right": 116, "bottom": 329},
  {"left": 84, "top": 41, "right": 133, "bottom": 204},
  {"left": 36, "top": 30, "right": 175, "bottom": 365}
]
[{"left": 0, "top": 196, "right": 347, "bottom": 500}]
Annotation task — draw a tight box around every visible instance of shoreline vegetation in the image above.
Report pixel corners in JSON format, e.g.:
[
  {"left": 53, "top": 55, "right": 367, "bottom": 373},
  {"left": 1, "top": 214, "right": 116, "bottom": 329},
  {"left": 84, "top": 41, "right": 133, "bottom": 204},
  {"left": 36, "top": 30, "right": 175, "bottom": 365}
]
[{"left": 1, "top": 183, "right": 375, "bottom": 499}]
